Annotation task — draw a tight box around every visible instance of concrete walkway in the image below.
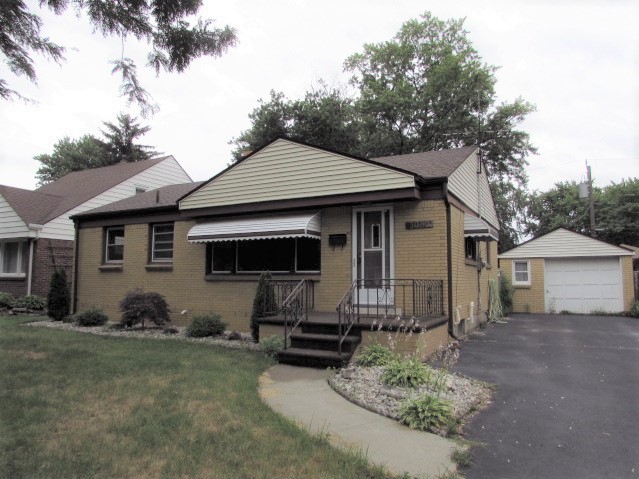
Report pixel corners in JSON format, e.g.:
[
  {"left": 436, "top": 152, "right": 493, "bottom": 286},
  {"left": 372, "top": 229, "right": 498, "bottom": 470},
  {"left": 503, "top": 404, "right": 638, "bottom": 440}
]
[{"left": 258, "top": 364, "right": 456, "bottom": 478}]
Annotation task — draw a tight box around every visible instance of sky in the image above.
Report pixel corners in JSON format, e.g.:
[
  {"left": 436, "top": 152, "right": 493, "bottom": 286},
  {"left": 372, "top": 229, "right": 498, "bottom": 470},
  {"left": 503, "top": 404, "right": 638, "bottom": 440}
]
[{"left": 1, "top": 0, "right": 638, "bottom": 193}]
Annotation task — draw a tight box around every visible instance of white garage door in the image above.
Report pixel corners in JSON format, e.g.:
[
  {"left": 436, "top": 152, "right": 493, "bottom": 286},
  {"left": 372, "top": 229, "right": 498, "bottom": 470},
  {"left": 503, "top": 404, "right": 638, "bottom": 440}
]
[{"left": 544, "top": 257, "right": 623, "bottom": 313}]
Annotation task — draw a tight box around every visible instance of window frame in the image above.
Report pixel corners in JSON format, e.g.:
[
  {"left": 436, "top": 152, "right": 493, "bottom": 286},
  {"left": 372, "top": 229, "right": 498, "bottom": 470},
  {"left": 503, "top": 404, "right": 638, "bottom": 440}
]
[
  {"left": 151, "top": 223, "right": 174, "bottom": 263},
  {"left": 512, "top": 260, "right": 531, "bottom": 286},
  {"left": 464, "top": 237, "right": 477, "bottom": 261},
  {"left": 0, "top": 240, "right": 26, "bottom": 277},
  {"left": 104, "top": 226, "right": 125, "bottom": 264}
]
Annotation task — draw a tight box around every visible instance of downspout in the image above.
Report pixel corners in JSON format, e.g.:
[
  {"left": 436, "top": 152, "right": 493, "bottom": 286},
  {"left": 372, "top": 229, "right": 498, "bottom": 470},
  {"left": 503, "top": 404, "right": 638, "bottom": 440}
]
[
  {"left": 72, "top": 219, "right": 80, "bottom": 314},
  {"left": 26, "top": 224, "right": 43, "bottom": 296},
  {"left": 443, "top": 183, "right": 459, "bottom": 340}
]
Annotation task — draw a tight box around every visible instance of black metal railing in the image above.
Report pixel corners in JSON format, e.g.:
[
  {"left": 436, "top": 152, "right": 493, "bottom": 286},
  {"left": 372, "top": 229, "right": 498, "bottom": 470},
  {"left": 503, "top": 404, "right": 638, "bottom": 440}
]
[
  {"left": 264, "top": 280, "right": 314, "bottom": 349},
  {"left": 336, "top": 278, "right": 444, "bottom": 354},
  {"left": 262, "top": 280, "right": 315, "bottom": 317}
]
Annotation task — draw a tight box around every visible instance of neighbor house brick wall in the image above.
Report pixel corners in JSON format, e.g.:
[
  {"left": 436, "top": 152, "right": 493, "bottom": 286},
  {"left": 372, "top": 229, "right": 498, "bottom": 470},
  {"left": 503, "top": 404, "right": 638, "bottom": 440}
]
[
  {"left": 31, "top": 238, "right": 74, "bottom": 297},
  {"left": 500, "top": 258, "right": 546, "bottom": 313}
]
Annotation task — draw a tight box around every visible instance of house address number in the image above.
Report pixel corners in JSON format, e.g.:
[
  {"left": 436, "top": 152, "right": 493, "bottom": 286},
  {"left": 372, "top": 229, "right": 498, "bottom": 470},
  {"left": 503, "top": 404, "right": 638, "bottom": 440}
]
[{"left": 405, "top": 220, "right": 433, "bottom": 230}]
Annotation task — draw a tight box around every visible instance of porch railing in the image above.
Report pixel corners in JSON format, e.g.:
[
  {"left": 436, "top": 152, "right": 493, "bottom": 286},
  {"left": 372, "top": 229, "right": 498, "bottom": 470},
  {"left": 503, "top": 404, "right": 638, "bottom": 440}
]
[
  {"left": 262, "top": 280, "right": 315, "bottom": 317},
  {"left": 264, "top": 279, "right": 314, "bottom": 349},
  {"left": 336, "top": 278, "right": 444, "bottom": 354}
]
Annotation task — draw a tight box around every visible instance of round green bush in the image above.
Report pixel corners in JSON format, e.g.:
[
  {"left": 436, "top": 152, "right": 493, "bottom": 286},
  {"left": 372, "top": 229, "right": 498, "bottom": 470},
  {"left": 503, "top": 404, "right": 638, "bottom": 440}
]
[
  {"left": 399, "top": 393, "right": 454, "bottom": 431},
  {"left": 74, "top": 307, "right": 109, "bottom": 326},
  {"left": 0, "top": 292, "right": 15, "bottom": 309},
  {"left": 186, "top": 314, "right": 227, "bottom": 337},
  {"left": 14, "top": 295, "right": 46, "bottom": 310},
  {"left": 381, "top": 357, "right": 431, "bottom": 388},
  {"left": 355, "top": 343, "right": 396, "bottom": 366}
]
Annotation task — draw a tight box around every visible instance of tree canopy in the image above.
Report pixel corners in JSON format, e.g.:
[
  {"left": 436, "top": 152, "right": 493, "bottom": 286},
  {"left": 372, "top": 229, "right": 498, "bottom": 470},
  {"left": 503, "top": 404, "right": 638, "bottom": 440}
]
[
  {"left": 1, "top": 0, "right": 237, "bottom": 116},
  {"left": 231, "top": 12, "right": 536, "bottom": 249},
  {"left": 35, "top": 113, "right": 158, "bottom": 185}
]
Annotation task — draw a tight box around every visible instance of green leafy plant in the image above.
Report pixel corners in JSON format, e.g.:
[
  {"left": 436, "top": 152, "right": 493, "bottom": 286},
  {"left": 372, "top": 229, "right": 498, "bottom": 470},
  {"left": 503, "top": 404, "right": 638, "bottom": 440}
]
[
  {"left": 355, "top": 343, "right": 396, "bottom": 366},
  {"left": 250, "top": 271, "right": 275, "bottom": 341},
  {"left": 259, "top": 335, "right": 284, "bottom": 359},
  {"left": 500, "top": 275, "right": 514, "bottom": 315},
  {"left": 47, "top": 269, "right": 70, "bottom": 321},
  {"left": 451, "top": 448, "right": 471, "bottom": 467},
  {"left": 74, "top": 307, "right": 109, "bottom": 327},
  {"left": 0, "top": 292, "right": 15, "bottom": 309},
  {"left": 119, "top": 289, "right": 170, "bottom": 329},
  {"left": 381, "top": 358, "right": 431, "bottom": 388},
  {"left": 399, "top": 394, "right": 454, "bottom": 431},
  {"left": 186, "top": 314, "right": 227, "bottom": 338},
  {"left": 14, "top": 295, "right": 46, "bottom": 310},
  {"left": 630, "top": 300, "right": 639, "bottom": 318}
]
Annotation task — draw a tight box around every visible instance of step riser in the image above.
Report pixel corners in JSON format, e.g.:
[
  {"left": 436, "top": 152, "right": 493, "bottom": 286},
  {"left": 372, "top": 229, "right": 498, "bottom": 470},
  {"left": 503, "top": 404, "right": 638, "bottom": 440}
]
[
  {"left": 290, "top": 338, "right": 360, "bottom": 353},
  {"left": 301, "top": 324, "right": 362, "bottom": 336},
  {"left": 277, "top": 355, "right": 347, "bottom": 369}
]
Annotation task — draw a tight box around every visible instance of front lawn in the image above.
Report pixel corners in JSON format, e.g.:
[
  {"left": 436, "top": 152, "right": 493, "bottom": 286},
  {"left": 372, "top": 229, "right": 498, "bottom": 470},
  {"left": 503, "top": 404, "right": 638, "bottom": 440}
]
[{"left": 0, "top": 316, "right": 389, "bottom": 479}]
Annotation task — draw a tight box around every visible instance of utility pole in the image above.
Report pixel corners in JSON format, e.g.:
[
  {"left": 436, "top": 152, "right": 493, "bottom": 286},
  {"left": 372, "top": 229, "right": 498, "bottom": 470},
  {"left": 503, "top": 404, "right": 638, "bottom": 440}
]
[{"left": 587, "top": 162, "right": 596, "bottom": 238}]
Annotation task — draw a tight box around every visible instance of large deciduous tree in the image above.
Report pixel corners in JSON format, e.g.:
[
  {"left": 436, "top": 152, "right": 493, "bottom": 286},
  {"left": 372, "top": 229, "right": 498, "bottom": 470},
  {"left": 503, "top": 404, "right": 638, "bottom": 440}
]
[
  {"left": 35, "top": 113, "right": 158, "bottom": 185},
  {"left": 1, "top": 0, "right": 237, "bottom": 116},
  {"left": 232, "top": 12, "right": 536, "bottom": 249}
]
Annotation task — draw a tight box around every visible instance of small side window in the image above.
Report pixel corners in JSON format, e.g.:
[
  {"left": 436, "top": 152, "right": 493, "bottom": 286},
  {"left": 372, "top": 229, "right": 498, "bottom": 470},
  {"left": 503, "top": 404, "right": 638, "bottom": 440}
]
[
  {"left": 105, "top": 227, "right": 125, "bottom": 263},
  {"left": 465, "top": 237, "right": 477, "bottom": 261},
  {"left": 512, "top": 260, "right": 530, "bottom": 286},
  {"left": 152, "top": 223, "right": 174, "bottom": 262}
]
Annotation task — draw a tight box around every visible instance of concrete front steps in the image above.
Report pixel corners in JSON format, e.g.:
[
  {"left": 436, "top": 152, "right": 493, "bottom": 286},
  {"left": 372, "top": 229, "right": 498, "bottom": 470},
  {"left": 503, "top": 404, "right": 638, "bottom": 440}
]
[{"left": 277, "top": 321, "right": 361, "bottom": 368}]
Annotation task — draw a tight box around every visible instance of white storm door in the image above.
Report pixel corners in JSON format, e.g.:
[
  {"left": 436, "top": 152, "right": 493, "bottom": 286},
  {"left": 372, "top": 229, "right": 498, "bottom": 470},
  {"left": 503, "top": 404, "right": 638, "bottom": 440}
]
[{"left": 352, "top": 207, "right": 394, "bottom": 305}]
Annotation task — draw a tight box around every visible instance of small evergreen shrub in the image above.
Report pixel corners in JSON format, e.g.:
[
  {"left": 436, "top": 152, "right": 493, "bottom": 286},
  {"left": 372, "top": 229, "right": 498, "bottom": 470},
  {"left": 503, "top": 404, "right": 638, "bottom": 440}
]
[
  {"left": 14, "top": 295, "right": 46, "bottom": 310},
  {"left": 186, "top": 314, "right": 226, "bottom": 337},
  {"left": 399, "top": 394, "right": 454, "bottom": 431},
  {"left": 0, "top": 292, "right": 15, "bottom": 309},
  {"left": 381, "top": 358, "right": 431, "bottom": 388},
  {"left": 629, "top": 300, "right": 639, "bottom": 318},
  {"left": 259, "top": 335, "right": 284, "bottom": 358},
  {"left": 355, "top": 343, "right": 396, "bottom": 367},
  {"left": 250, "top": 271, "right": 275, "bottom": 341},
  {"left": 74, "top": 307, "right": 109, "bottom": 326},
  {"left": 163, "top": 327, "right": 179, "bottom": 335},
  {"left": 500, "top": 276, "right": 514, "bottom": 315},
  {"left": 47, "top": 269, "right": 70, "bottom": 321},
  {"left": 119, "top": 289, "right": 171, "bottom": 328},
  {"left": 228, "top": 331, "right": 242, "bottom": 341}
]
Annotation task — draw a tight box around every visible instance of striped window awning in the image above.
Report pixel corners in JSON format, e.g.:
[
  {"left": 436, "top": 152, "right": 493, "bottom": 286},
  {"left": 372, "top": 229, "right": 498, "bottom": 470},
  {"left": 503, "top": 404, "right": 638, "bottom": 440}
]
[
  {"left": 187, "top": 212, "right": 321, "bottom": 243},
  {"left": 464, "top": 214, "right": 499, "bottom": 241}
]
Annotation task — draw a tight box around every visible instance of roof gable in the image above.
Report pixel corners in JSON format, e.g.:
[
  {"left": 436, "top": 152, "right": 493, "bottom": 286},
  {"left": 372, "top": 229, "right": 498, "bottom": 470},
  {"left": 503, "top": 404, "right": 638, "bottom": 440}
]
[
  {"left": 371, "top": 146, "right": 477, "bottom": 179},
  {"left": 0, "top": 185, "right": 63, "bottom": 225},
  {"left": 499, "top": 228, "right": 634, "bottom": 258},
  {"left": 180, "top": 139, "right": 416, "bottom": 210}
]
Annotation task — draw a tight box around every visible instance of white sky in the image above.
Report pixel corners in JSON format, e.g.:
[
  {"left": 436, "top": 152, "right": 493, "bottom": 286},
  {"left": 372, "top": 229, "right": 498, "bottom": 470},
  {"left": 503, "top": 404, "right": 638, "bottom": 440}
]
[{"left": 1, "top": 0, "right": 637, "bottom": 192}]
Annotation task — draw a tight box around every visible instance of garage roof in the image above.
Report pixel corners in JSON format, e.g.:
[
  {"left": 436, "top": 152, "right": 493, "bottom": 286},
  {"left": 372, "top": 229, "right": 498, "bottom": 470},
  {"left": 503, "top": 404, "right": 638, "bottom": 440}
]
[{"left": 499, "top": 228, "right": 634, "bottom": 259}]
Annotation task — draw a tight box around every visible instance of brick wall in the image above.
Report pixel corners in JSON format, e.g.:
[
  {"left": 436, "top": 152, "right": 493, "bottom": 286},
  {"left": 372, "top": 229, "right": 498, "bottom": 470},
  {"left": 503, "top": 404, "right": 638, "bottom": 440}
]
[
  {"left": 621, "top": 256, "right": 635, "bottom": 309},
  {"left": 31, "top": 238, "right": 74, "bottom": 297},
  {"left": 500, "top": 258, "right": 546, "bottom": 313}
]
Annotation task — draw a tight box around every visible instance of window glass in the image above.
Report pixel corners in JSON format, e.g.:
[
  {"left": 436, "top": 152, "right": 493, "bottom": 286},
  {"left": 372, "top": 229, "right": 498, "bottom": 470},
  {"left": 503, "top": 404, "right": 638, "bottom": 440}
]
[
  {"left": 238, "top": 238, "right": 294, "bottom": 272},
  {"left": 152, "top": 224, "right": 174, "bottom": 261},
  {"left": 513, "top": 261, "right": 530, "bottom": 283},
  {"left": 106, "top": 227, "right": 124, "bottom": 262},
  {"left": 465, "top": 238, "right": 477, "bottom": 260},
  {"left": 296, "top": 237, "right": 321, "bottom": 271},
  {"left": 212, "top": 242, "right": 236, "bottom": 272},
  {"left": 1, "top": 242, "right": 23, "bottom": 274}
]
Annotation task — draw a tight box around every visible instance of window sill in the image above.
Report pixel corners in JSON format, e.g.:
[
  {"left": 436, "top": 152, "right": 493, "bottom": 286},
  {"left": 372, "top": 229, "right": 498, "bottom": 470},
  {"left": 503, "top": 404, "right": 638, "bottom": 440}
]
[
  {"left": 99, "top": 264, "right": 123, "bottom": 272},
  {"left": 513, "top": 283, "right": 531, "bottom": 289},
  {"left": 205, "top": 273, "right": 320, "bottom": 282},
  {"left": 145, "top": 263, "right": 173, "bottom": 272},
  {"left": 0, "top": 274, "right": 26, "bottom": 280},
  {"left": 465, "top": 259, "right": 479, "bottom": 267}
]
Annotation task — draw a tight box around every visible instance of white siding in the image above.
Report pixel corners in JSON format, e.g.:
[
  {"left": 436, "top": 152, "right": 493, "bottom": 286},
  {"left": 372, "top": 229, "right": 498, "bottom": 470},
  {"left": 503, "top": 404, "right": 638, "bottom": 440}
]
[
  {"left": 499, "top": 228, "right": 633, "bottom": 259},
  {"left": 0, "top": 193, "right": 29, "bottom": 239},
  {"left": 40, "top": 157, "right": 191, "bottom": 240},
  {"left": 448, "top": 152, "right": 499, "bottom": 229},
  {"left": 180, "top": 139, "right": 415, "bottom": 210}
]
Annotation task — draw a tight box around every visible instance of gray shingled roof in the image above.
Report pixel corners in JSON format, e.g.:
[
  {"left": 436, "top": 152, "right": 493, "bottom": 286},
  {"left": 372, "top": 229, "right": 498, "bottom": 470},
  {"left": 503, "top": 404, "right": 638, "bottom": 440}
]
[
  {"left": 370, "top": 146, "right": 477, "bottom": 180},
  {"left": 0, "top": 184, "right": 63, "bottom": 225},
  {"left": 75, "top": 182, "right": 204, "bottom": 218}
]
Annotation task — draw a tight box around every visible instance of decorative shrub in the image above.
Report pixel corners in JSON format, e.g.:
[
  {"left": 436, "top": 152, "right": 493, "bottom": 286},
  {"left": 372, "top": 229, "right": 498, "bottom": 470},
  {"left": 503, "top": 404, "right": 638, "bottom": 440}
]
[
  {"left": 163, "top": 327, "right": 179, "bottom": 335},
  {"left": 259, "top": 335, "right": 284, "bottom": 358},
  {"left": 74, "top": 307, "right": 109, "bottom": 326},
  {"left": 399, "top": 394, "right": 454, "bottom": 431},
  {"left": 355, "top": 343, "right": 396, "bottom": 367},
  {"left": 47, "top": 269, "right": 70, "bottom": 321},
  {"left": 381, "top": 357, "right": 431, "bottom": 388},
  {"left": 186, "top": 314, "right": 226, "bottom": 337},
  {"left": 119, "top": 289, "right": 171, "bottom": 328},
  {"left": 228, "top": 331, "right": 242, "bottom": 341},
  {"left": 630, "top": 300, "right": 639, "bottom": 318},
  {"left": 500, "top": 275, "right": 514, "bottom": 315},
  {"left": 14, "top": 295, "right": 46, "bottom": 310},
  {"left": 250, "top": 271, "right": 275, "bottom": 341},
  {"left": 0, "top": 292, "right": 15, "bottom": 309}
]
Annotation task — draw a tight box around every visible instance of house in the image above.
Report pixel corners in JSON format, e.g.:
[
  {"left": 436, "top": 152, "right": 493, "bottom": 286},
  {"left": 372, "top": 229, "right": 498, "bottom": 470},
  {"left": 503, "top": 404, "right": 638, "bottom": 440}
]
[
  {"left": 0, "top": 156, "right": 192, "bottom": 298},
  {"left": 498, "top": 228, "right": 635, "bottom": 314},
  {"left": 72, "top": 138, "right": 500, "bottom": 363}
]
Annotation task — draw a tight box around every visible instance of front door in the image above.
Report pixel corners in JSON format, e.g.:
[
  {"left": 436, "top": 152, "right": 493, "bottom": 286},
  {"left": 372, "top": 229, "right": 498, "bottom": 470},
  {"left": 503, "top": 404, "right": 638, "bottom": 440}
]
[{"left": 352, "top": 206, "right": 394, "bottom": 307}]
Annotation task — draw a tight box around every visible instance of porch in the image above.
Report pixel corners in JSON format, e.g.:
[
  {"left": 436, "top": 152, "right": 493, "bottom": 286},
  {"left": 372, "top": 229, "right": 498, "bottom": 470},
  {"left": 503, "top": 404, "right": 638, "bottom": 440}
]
[{"left": 259, "top": 278, "right": 447, "bottom": 367}]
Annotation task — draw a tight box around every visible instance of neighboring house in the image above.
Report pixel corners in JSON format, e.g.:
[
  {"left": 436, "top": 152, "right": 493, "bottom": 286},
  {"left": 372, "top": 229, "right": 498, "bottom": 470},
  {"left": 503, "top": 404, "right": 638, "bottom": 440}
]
[
  {"left": 0, "top": 157, "right": 191, "bottom": 298},
  {"left": 499, "top": 228, "right": 634, "bottom": 314},
  {"left": 73, "top": 138, "right": 500, "bottom": 361}
]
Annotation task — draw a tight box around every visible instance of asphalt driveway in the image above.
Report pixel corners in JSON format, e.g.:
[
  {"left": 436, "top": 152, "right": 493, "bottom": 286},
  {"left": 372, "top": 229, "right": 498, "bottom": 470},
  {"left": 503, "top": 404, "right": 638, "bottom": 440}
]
[{"left": 453, "top": 314, "right": 639, "bottom": 479}]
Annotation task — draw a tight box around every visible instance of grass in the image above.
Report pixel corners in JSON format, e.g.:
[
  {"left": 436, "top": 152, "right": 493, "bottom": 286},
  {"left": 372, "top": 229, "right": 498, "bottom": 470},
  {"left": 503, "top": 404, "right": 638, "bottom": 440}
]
[{"left": 0, "top": 316, "right": 391, "bottom": 479}]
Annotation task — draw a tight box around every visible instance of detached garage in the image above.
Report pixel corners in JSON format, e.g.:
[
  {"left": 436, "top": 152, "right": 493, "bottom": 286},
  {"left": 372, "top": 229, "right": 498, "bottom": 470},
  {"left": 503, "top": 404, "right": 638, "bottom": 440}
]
[{"left": 499, "top": 228, "right": 635, "bottom": 314}]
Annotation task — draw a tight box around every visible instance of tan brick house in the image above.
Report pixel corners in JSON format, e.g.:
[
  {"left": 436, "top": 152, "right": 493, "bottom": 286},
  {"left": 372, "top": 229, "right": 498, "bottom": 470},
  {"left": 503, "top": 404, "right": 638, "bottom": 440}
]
[{"left": 73, "top": 139, "right": 500, "bottom": 363}]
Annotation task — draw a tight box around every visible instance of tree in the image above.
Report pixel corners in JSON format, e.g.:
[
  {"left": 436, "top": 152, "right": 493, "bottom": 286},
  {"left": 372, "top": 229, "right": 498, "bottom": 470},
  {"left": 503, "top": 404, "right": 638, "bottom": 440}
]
[
  {"left": 35, "top": 113, "right": 158, "bottom": 185},
  {"left": 596, "top": 178, "right": 639, "bottom": 246},
  {"left": 232, "top": 12, "right": 536, "bottom": 248},
  {"left": 1, "top": 0, "right": 237, "bottom": 116},
  {"left": 119, "top": 289, "right": 171, "bottom": 329},
  {"left": 47, "top": 269, "right": 70, "bottom": 321}
]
